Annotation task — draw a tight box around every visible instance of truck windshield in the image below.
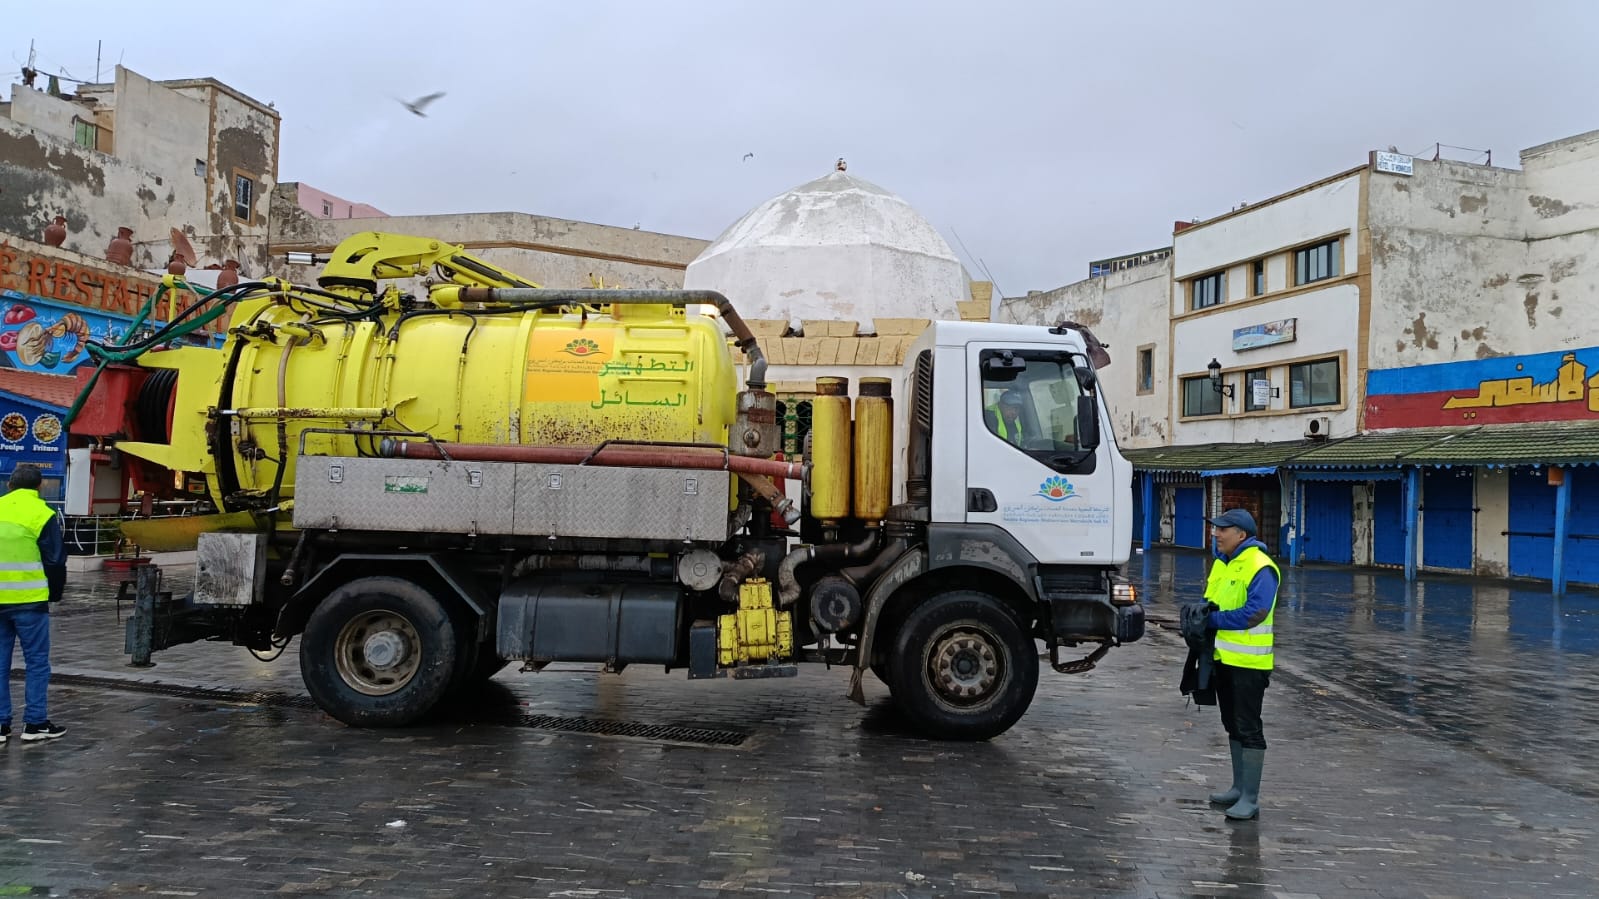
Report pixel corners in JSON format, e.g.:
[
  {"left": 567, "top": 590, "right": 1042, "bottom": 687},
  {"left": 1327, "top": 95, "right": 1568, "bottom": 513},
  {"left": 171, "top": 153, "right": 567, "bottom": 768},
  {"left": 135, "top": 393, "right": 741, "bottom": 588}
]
[{"left": 979, "top": 350, "right": 1095, "bottom": 471}]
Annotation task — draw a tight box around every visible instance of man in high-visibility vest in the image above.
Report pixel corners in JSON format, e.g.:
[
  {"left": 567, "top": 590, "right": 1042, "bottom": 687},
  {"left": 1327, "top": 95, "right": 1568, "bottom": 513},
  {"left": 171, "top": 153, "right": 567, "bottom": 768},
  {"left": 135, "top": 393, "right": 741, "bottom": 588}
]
[
  {"left": 985, "top": 388, "right": 1027, "bottom": 446},
  {"left": 0, "top": 464, "right": 67, "bottom": 744},
  {"left": 1201, "top": 508, "right": 1278, "bottom": 821}
]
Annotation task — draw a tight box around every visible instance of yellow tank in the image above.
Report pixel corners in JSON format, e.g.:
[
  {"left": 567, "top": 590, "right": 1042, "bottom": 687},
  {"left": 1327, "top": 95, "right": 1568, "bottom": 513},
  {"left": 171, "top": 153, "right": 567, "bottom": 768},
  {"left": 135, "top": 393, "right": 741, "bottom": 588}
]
[
  {"left": 808, "top": 377, "right": 852, "bottom": 521},
  {"left": 144, "top": 295, "right": 739, "bottom": 511},
  {"left": 852, "top": 377, "right": 893, "bottom": 521}
]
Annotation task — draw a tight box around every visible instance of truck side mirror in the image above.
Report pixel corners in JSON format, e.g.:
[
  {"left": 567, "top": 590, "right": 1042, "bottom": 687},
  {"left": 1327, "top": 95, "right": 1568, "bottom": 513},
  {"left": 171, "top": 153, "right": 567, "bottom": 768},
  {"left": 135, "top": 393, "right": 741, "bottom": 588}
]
[
  {"left": 1076, "top": 395, "right": 1101, "bottom": 450},
  {"left": 1074, "top": 365, "right": 1096, "bottom": 392}
]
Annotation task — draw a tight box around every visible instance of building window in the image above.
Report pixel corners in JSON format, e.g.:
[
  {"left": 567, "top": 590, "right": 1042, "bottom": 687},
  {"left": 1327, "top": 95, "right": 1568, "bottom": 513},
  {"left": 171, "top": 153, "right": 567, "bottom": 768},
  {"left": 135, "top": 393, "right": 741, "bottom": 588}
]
[
  {"left": 1252, "top": 259, "right": 1265, "bottom": 296},
  {"left": 1288, "top": 358, "right": 1340, "bottom": 408},
  {"left": 73, "top": 119, "right": 99, "bottom": 151},
  {"left": 1243, "top": 367, "right": 1270, "bottom": 412},
  {"left": 321, "top": 200, "right": 334, "bottom": 217},
  {"left": 1294, "top": 238, "right": 1341, "bottom": 286},
  {"left": 194, "top": 159, "right": 207, "bottom": 177},
  {"left": 1136, "top": 345, "right": 1155, "bottom": 395},
  {"left": 1182, "top": 375, "right": 1224, "bottom": 417},
  {"left": 232, "top": 171, "right": 257, "bottom": 223},
  {"left": 1190, "top": 271, "right": 1225, "bottom": 310}
]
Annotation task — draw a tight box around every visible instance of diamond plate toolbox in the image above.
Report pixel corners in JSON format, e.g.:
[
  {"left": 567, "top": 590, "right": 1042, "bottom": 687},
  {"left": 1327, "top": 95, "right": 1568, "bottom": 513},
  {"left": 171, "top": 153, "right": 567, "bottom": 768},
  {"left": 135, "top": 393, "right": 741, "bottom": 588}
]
[
  {"left": 292, "top": 456, "right": 516, "bottom": 533},
  {"left": 512, "top": 464, "right": 730, "bottom": 542}
]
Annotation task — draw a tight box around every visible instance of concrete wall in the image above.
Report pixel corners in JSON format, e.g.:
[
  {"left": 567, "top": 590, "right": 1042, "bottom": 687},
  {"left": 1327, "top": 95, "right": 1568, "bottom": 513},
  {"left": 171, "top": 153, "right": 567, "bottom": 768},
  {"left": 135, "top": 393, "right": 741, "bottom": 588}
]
[
  {"left": 269, "top": 185, "right": 709, "bottom": 290},
  {"left": 8, "top": 88, "right": 82, "bottom": 140},
  {"left": 996, "top": 260, "right": 1171, "bottom": 448},
  {"left": 186, "top": 82, "right": 277, "bottom": 271},
  {"left": 1367, "top": 141, "right": 1599, "bottom": 372},
  {"left": 292, "top": 183, "right": 387, "bottom": 220},
  {"left": 1171, "top": 173, "right": 1362, "bottom": 285}
]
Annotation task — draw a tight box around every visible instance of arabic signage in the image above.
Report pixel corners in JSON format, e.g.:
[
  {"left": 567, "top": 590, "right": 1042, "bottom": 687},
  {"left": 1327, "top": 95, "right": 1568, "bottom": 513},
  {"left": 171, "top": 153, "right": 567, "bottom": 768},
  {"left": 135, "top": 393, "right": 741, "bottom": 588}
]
[
  {"left": 1232, "top": 318, "right": 1297, "bottom": 352},
  {"left": 1365, "top": 346, "right": 1599, "bottom": 428},
  {"left": 0, "top": 389, "right": 66, "bottom": 478}
]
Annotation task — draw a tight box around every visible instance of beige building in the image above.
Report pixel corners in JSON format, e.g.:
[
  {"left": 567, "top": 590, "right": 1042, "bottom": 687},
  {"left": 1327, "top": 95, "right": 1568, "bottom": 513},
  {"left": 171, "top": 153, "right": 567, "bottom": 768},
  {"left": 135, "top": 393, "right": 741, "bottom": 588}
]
[{"left": 1, "top": 66, "right": 279, "bottom": 275}]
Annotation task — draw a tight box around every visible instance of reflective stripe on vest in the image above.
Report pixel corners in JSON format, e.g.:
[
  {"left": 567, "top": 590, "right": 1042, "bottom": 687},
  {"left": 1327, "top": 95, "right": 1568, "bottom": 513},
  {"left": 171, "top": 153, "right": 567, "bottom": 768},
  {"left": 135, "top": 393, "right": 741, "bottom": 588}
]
[
  {"left": 0, "top": 489, "right": 54, "bottom": 605},
  {"left": 1202, "top": 544, "right": 1279, "bottom": 670}
]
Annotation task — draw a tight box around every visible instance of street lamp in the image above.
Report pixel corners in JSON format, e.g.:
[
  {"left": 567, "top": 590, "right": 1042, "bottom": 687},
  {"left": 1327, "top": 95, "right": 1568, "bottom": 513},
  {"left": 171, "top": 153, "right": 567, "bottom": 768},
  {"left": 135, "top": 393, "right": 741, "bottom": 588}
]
[{"left": 1207, "top": 358, "right": 1234, "bottom": 398}]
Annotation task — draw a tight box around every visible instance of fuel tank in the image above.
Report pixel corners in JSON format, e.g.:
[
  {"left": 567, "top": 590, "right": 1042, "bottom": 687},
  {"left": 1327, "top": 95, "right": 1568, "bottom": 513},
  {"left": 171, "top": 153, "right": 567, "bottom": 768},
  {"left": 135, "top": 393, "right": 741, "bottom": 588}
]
[{"left": 140, "top": 297, "right": 739, "bottom": 511}]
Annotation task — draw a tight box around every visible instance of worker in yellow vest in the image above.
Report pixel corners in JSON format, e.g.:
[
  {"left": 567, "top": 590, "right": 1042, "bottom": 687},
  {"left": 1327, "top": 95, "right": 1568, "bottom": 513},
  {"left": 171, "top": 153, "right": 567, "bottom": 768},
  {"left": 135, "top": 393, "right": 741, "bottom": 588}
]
[
  {"left": 1201, "top": 508, "right": 1278, "bottom": 821},
  {"left": 985, "top": 388, "right": 1027, "bottom": 446},
  {"left": 0, "top": 464, "right": 68, "bottom": 744}
]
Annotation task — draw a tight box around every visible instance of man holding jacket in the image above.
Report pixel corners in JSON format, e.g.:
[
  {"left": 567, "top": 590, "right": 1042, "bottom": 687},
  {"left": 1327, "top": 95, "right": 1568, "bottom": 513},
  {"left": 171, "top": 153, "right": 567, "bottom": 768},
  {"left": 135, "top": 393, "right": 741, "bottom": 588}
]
[
  {"left": 1201, "top": 508, "right": 1279, "bottom": 821},
  {"left": 0, "top": 464, "right": 68, "bottom": 744}
]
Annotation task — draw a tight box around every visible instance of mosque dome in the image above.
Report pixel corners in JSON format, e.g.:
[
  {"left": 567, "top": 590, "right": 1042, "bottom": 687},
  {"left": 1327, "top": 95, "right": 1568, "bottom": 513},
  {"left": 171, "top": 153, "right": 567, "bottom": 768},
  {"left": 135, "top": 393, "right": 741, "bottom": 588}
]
[{"left": 684, "top": 168, "right": 969, "bottom": 331}]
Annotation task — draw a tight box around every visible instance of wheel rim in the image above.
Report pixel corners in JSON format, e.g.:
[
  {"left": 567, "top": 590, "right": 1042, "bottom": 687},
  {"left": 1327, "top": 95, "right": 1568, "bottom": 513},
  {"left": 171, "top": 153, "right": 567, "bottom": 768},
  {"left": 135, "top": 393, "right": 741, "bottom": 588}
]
[
  {"left": 333, "top": 610, "right": 422, "bottom": 696},
  {"left": 925, "top": 624, "right": 1007, "bottom": 710}
]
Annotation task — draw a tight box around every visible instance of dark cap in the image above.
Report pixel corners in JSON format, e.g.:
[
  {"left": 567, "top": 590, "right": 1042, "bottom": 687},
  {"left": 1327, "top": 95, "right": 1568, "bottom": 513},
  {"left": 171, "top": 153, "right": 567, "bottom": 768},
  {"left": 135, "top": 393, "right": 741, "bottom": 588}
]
[{"left": 1206, "top": 508, "right": 1257, "bottom": 536}]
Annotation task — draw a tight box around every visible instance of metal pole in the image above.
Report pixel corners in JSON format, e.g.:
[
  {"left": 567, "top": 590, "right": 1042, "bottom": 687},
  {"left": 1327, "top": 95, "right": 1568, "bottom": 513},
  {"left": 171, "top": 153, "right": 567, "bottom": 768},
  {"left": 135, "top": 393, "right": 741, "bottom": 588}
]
[
  {"left": 1403, "top": 467, "right": 1421, "bottom": 582},
  {"left": 126, "top": 564, "right": 160, "bottom": 668},
  {"left": 1553, "top": 467, "right": 1572, "bottom": 595},
  {"left": 1141, "top": 472, "right": 1155, "bottom": 550}
]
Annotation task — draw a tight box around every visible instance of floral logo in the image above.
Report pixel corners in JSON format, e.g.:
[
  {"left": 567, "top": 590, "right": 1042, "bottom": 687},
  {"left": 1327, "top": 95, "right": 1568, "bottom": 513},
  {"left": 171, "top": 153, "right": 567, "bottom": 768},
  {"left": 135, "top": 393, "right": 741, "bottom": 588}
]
[
  {"left": 1035, "top": 476, "right": 1078, "bottom": 502},
  {"left": 562, "top": 337, "right": 603, "bottom": 357}
]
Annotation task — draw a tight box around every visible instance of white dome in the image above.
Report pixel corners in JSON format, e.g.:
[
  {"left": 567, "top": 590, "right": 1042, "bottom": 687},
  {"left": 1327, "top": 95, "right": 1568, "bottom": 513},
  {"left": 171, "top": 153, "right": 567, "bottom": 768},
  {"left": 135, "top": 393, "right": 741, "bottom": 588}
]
[{"left": 685, "top": 171, "right": 969, "bottom": 330}]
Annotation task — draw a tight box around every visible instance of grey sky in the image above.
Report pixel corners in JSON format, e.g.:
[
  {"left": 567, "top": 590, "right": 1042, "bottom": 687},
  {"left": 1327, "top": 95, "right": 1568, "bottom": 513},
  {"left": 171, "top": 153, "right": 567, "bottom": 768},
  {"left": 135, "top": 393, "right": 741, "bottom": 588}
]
[{"left": 9, "top": 0, "right": 1598, "bottom": 296}]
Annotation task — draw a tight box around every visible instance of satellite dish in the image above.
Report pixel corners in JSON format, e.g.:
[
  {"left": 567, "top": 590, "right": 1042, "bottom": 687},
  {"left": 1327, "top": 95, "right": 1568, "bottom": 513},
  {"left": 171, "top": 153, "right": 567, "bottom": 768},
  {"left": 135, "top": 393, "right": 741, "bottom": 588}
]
[{"left": 169, "top": 228, "right": 199, "bottom": 267}]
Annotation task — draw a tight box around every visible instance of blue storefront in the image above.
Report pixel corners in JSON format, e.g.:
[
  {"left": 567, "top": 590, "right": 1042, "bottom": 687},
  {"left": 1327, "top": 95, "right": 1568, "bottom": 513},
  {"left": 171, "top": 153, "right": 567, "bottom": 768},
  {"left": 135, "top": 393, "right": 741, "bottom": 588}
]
[{"left": 0, "top": 388, "right": 68, "bottom": 501}]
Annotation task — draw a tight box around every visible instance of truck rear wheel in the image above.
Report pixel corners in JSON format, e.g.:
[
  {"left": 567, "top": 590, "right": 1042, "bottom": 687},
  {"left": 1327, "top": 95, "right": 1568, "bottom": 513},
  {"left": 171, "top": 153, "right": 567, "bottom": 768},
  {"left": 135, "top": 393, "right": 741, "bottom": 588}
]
[
  {"left": 888, "top": 590, "right": 1038, "bottom": 741},
  {"left": 299, "top": 576, "right": 459, "bottom": 727}
]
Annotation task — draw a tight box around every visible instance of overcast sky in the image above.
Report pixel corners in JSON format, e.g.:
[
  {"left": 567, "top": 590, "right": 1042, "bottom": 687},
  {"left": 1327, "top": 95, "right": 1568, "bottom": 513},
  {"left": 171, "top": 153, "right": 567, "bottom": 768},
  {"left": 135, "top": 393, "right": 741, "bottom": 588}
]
[{"left": 9, "top": 1, "right": 1598, "bottom": 296}]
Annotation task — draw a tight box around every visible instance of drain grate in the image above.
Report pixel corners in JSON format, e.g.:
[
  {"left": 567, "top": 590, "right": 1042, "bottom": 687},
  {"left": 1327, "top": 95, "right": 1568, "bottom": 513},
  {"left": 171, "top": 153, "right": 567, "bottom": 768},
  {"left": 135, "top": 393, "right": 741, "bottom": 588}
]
[{"left": 519, "top": 714, "right": 748, "bottom": 746}]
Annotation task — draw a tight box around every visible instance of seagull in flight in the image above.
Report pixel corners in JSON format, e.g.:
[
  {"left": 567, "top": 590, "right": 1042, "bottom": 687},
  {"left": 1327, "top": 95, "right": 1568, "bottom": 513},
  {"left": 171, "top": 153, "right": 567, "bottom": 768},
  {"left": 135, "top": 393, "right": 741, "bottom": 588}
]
[
  {"left": 401, "top": 91, "right": 446, "bottom": 117},
  {"left": 742, "top": 152, "right": 754, "bottom": 162}
]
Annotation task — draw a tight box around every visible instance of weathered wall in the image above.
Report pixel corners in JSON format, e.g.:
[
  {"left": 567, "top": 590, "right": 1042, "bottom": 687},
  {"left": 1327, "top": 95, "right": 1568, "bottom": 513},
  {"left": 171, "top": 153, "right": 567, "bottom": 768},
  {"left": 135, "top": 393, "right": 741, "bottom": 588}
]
[
  {"left": 0, "top": 117, "right": 186, "bottom": 269},
  {"left": 1474, "top": 467, "right": 1511, "bottom": 578},
  {"left": 1367, "top": 145, "right": 1599, "bottom": 372},
  {"left": 996, "top": 260, "right": 1171, "bottom": 448},
  {"left": 183, "top": 82, "right": 277, "bottom": 271},
  {"left": 9, "top": 88, "right": 81, "bottom": 140},
  {"left": 268, "top": 185, "right": 708, "bottom": 290}
]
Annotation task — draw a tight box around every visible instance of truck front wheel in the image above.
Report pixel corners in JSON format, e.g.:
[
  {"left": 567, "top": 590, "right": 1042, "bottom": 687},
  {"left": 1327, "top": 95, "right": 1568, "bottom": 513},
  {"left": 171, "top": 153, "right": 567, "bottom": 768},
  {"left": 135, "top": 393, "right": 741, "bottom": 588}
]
[
  {"left": 888, "top": 590, "right": 1038, "bottom": 741},
  {"left": 300, "top": 577, "right": 459, "bottom": 727}
]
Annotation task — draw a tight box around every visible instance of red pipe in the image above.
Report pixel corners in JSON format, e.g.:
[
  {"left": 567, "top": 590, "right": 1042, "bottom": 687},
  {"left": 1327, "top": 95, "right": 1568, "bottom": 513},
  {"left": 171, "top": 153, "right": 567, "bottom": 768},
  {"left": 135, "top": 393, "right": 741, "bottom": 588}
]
[{"left": 385, "top": 440, "right": 806, "bottom": 481}]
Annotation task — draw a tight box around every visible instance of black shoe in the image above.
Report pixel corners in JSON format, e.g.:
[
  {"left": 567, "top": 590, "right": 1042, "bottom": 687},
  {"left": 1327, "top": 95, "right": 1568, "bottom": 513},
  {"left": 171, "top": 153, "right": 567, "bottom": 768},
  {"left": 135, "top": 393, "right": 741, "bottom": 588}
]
[
  {"left": 21, "top": 721, "right": 65, "bottom": 742},
  {"left": 0, "top": 724, "right": 9, "bottom": 745}
]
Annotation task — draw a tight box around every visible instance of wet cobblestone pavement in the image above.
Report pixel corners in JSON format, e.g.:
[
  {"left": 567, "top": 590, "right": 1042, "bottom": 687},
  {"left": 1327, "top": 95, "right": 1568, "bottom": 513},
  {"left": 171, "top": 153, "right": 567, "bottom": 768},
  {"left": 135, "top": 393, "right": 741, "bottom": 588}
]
[{"left": 1, "top": 552, "right": 1597, "bottom": 897}]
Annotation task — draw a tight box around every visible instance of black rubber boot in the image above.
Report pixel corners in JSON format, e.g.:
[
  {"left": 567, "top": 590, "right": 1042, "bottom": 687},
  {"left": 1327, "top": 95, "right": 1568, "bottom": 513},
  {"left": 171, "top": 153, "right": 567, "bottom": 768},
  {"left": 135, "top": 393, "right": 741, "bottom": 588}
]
[
  {"left": 1224, "top": 748, "right": 1265, "bottom": 821},
  {"left": 1208, "top": 740, "right": 1243, "bottom": 805}
]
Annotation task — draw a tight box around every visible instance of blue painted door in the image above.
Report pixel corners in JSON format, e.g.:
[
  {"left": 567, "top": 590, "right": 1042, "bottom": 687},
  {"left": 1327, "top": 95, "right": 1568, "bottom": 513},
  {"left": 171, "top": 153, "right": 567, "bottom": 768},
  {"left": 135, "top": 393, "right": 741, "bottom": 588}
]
[
  {"left": 1372, "top": 480, "right": 1406, "bottom": 567},
  {"left": 1511, "top": 468, "right": 1599, "bottom": 585},
  {"left": 1509, "top": 469, "right": 1555, "bottom": 580},
  {"left": 1301, "top": 482, "right": 1354, "bottom": 564},
  {"left": 1423, "top": 469, "right": 1474, "bottom": 571},
  {"left": 1132, "top": 474, "right": 1147, "bottom": 546},
  {"left": 1174, "top": 487, "right": 1205, "bottom": 548}
]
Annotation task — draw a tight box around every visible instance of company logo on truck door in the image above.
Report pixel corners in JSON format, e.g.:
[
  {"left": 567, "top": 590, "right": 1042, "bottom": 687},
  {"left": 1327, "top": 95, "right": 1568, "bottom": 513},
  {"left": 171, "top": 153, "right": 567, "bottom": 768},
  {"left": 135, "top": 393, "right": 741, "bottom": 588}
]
[
  {"left": 561, "top": 337, "right": 604, "bottom": 357},
  {"left": 1035, "top": 476, "right": 1079, "bottom": 502}
]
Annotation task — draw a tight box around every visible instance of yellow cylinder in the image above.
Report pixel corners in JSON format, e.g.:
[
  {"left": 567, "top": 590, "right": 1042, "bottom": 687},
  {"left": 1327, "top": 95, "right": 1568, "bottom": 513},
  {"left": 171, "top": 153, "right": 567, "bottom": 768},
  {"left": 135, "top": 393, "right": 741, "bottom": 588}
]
[
  {"left": 809, "top": 377, "right": 852, "bottom": 520},
  {"left": 853, "top": 377, "right": 893, "bottom": 520}
]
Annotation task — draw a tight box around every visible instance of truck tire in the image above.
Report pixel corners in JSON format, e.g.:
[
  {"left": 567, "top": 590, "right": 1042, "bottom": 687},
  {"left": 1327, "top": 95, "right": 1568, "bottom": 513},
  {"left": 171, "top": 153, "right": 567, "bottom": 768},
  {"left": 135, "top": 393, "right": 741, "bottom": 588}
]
[
  {"left": 299, "top": 576, "right": 459, "bottom": 727},
  {"left": 887, "top": 590, "right": 1038, "bottom": 741}
]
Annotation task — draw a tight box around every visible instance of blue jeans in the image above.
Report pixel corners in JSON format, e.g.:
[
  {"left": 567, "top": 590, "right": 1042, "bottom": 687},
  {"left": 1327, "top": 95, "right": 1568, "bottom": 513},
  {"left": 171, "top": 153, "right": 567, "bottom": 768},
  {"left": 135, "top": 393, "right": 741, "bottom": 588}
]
[{"left": 0, "top": 603, "right": 50, "bottom": 726}]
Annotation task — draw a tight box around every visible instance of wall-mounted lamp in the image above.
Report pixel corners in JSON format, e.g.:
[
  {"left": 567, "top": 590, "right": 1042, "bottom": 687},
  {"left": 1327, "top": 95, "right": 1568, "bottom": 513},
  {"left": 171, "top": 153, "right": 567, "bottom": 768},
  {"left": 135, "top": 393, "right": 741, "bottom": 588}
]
[{"left": 1207, "top": 358, "right": 1235, "bottom": 398}]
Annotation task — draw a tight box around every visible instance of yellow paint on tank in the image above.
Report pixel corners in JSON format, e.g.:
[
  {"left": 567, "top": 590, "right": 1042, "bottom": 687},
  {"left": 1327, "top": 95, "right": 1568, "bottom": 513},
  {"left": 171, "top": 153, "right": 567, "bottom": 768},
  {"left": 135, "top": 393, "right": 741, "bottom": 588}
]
[
  {"left": 853, "top": 377, "right": 893, "bottom": 521},
  {"left": 809, "top": 377, "right": 852, "bottom": 521},
  {"left": 167, "top": 296, "right": 737, "bottom": 510}
]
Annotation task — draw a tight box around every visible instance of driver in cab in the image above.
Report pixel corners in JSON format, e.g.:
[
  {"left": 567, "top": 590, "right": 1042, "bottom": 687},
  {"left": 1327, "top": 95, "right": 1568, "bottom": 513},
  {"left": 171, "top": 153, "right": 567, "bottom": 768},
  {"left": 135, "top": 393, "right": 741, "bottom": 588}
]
[{"left": 986, "top": 388, "right": 1028, "bottom": 446}]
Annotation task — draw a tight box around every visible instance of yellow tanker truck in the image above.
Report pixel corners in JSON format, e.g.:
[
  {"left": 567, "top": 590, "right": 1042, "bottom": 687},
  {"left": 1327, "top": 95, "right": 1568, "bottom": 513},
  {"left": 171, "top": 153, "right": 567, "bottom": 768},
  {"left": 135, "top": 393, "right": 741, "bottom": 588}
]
[{"left": 74, "top": 232, "right": 1143, "bottom": 740}]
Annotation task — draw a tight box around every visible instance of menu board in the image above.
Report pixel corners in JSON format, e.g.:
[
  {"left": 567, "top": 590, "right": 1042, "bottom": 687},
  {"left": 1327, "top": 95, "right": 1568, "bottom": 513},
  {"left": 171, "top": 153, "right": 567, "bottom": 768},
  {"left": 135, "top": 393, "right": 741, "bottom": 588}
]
[{"left": 0, "top": 391, "right": 67, "bottom": 477}]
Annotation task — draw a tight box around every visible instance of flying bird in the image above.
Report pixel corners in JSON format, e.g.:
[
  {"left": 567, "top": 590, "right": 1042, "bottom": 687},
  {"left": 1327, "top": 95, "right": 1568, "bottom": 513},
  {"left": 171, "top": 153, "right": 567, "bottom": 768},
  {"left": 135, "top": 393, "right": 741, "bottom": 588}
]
[
  {"left": 742, "top": 152, "right": 754, "bottom": 162},
  {"left": 401, "top": 91, "right": 446, "bottom": 117}
]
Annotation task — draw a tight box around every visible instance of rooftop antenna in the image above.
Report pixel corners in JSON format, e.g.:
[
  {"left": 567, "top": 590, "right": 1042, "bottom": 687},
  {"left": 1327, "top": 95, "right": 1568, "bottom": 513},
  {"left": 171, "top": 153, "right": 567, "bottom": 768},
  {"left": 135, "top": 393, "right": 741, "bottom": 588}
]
[{"left": 96, "top": 40, "right": 101, "bottom": 84}]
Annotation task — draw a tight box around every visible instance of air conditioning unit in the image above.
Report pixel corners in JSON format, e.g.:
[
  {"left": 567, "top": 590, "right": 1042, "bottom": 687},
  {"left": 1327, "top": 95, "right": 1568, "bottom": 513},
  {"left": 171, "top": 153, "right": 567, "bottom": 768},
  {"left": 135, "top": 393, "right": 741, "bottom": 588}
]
[{"left": 1304, "top": 416, "right": 1332, "bottom": 439}]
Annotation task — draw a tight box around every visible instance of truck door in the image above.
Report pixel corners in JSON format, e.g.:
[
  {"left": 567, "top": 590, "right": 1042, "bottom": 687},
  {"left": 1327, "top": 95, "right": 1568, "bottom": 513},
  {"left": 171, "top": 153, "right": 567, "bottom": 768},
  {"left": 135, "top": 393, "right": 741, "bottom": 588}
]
[{"left": 964, "top": 344, "right": 1116, "bottom": 565}]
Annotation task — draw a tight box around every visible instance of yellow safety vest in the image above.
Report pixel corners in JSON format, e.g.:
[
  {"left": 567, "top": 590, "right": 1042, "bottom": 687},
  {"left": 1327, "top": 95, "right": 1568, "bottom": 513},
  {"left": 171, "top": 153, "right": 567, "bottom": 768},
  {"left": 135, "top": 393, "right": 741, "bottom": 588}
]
[
  {"left": 0, "top": 488, "right": 55, "bottom": 605},
  {"left": 1203, "top": 544, "right": 1279, "bottom": 670},
  {"left": 990, "top": 407, "right": 1024, "bottom": 444}
]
